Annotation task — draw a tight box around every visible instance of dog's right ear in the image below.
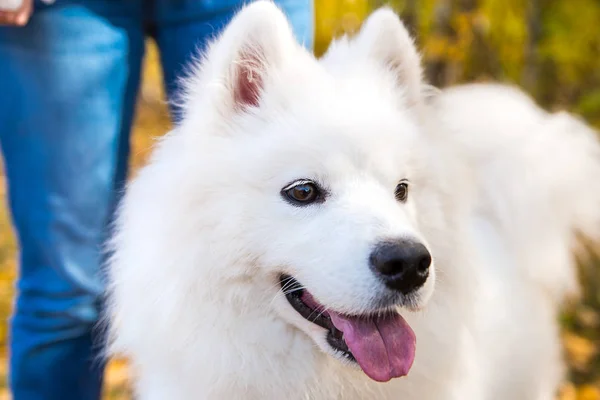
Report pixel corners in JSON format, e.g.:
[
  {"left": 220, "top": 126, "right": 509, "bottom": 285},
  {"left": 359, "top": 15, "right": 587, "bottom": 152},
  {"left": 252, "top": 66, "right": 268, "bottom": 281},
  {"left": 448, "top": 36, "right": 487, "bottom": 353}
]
[
  {"left": 354, "top": 8, "right": 423, "bottom": 107},
  {"left": 182, "top": 1, "right": 299, "bottom": 120}
]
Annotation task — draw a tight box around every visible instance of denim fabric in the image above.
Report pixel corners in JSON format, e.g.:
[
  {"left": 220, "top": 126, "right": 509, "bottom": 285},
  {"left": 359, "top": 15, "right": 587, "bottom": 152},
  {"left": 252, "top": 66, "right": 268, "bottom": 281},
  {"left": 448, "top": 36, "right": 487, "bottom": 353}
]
[{"left": 0, "top": 1, "right": 313, "bottom": 398}]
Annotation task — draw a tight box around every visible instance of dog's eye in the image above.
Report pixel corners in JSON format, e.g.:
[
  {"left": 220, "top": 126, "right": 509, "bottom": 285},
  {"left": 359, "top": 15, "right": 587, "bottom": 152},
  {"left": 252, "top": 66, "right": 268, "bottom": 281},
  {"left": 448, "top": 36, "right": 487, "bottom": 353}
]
[
  {"left": 282, "top": 180, "right": 321, "bottom": 205},
  {"left": 395, "top": 182, "right": 409, "bottom": 202}
]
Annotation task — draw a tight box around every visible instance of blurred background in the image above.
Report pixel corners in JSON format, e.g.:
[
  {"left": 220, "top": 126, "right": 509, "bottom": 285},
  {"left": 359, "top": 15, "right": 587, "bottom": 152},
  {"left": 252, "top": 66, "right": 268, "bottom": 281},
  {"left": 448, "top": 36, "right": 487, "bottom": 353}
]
[{"left": 0, "top": 0, "right": 598, "bottom": 398}]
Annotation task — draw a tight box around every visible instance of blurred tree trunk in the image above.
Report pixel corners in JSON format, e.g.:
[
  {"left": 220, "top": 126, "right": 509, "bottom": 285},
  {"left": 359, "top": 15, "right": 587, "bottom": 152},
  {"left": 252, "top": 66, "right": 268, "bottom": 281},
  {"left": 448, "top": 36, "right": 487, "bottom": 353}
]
[
  {"left": 426, "top": 0, "right": 455, "bottom": 87},
  {"left": 462, "top": 0, "right": 501, "bottom": 81},
  {"left": 403, "top": 0, "right": 418, "bottom": 36},
  {"left": 458, "top": 0, "right": 476, "bottom": 12},
  {"left": 521, "top": 0, "right": 541, "bottom": 95}
]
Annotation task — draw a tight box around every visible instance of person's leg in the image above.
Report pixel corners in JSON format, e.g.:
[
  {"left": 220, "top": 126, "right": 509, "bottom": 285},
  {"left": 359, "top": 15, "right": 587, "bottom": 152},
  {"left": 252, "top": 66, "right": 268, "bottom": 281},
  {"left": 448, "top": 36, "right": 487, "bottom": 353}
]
[
  {"left": 0, "top": 1, "right": 144, "bottom": 398},
  {"left": 151, "top": 0, "right": 313, "bottom": 118}
]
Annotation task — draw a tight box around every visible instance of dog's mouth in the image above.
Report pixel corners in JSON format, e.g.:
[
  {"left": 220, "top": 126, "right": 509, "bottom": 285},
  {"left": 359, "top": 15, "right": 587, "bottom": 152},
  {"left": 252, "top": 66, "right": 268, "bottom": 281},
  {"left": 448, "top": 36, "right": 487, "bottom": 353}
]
[{"left": 280, "top": 274, "right": 416, "bottom": 382}]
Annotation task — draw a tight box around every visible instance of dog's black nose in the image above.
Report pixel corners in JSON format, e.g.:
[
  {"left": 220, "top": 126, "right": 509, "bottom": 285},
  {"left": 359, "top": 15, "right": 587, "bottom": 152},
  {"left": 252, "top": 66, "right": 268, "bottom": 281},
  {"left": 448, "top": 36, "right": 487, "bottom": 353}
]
[{"left": 369, "top": 239, "right": 431, "bottom": 294}]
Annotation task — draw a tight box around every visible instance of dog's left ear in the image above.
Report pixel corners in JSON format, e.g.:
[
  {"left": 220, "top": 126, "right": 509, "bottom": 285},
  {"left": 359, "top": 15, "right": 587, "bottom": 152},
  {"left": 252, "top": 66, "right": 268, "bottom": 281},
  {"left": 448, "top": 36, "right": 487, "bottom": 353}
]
[
  {"left": 354, "top": 8, "right": 423, "bottom": 106},
  {"left": 183, "top": 1, "right": 300, "bottom": 119}
]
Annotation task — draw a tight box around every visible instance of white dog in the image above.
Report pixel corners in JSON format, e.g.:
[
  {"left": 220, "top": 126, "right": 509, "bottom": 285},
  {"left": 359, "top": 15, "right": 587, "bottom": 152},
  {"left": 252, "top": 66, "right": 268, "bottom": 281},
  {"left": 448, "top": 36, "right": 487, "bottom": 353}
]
[{"left": 106, "top": 2, "right": 600, "bottom": 399}]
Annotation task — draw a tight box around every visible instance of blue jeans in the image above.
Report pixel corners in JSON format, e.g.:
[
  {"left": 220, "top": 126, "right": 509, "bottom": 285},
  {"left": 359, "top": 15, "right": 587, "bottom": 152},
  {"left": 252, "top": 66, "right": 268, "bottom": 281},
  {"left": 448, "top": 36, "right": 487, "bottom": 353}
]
[{"left": 0, "top": 1, "right": 313, "bottom": 398}]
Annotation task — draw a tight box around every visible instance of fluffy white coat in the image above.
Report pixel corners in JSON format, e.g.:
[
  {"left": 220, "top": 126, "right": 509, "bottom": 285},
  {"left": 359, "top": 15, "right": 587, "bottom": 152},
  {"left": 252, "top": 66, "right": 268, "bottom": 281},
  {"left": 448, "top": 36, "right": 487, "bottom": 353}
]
[{"left": 106, "top": 2, "right": 600, "bottom": 399}]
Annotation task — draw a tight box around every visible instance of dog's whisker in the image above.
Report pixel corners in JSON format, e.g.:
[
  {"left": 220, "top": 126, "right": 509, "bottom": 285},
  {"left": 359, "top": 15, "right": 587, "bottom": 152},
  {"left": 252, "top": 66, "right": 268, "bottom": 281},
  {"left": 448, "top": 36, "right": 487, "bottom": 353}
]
[
  {"left": 308, "top": 305, "right": 330, "bottom": 322},
  {"left": 280, "top": 280, "right": 297, "bottom": 294},
  {"left": 269, "top": 284, "right": 307, "bottom": 308},
  {"left": 265, "top": 277, "right": 291, "bottom": 294},
  {"left": 277, "top": 276, "right": 296, "bottom": 290},
  {"left": 281, "top": 286, "right": 306, "bottom": 296}
]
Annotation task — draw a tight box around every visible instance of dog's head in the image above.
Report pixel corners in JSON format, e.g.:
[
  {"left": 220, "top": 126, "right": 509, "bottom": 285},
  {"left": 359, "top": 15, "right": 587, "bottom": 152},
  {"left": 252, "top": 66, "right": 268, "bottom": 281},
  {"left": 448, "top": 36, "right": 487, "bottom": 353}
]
[{"left": 137, "top": 2, "right": 439, "bottom": 383}]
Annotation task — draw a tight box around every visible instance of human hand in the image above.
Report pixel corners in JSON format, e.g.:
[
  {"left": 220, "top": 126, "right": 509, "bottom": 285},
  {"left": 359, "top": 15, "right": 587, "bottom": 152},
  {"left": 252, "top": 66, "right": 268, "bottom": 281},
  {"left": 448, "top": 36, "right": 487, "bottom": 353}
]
[{"left": 0, "top": 0, "right": 33, "bottom": 26}]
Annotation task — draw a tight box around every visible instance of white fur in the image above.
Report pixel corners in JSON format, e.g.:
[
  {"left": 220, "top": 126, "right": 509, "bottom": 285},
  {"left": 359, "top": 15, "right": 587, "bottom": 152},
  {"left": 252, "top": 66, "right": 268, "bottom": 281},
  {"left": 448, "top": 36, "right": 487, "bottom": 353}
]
[{"left": 106, "top": 3, "right": 600, "bottom": 399}]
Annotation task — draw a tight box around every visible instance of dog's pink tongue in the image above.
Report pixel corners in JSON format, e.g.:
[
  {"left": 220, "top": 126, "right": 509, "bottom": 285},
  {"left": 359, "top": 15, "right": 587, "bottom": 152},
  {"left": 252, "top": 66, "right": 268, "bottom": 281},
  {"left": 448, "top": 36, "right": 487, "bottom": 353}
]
[{"left": 329, "top": 311, "right": 416, "bottom": 382}]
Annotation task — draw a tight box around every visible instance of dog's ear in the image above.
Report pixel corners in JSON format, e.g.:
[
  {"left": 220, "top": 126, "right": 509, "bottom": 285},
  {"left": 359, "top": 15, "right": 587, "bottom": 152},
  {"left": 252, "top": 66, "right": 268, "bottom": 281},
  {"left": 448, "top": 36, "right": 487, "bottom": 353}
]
[
  {"left": 183, "top": 1, "right": 299, "bottom": 118},
  {"left": 354, "top": 8, "right": 423, "bottom": 106}
]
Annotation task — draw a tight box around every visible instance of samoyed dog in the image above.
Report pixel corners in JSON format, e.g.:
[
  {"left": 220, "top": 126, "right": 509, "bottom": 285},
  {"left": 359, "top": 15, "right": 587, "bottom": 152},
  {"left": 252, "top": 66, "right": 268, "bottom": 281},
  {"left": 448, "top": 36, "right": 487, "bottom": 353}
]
[{"left": 106, "top": 2, "right": 600, "bottom": 399}]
